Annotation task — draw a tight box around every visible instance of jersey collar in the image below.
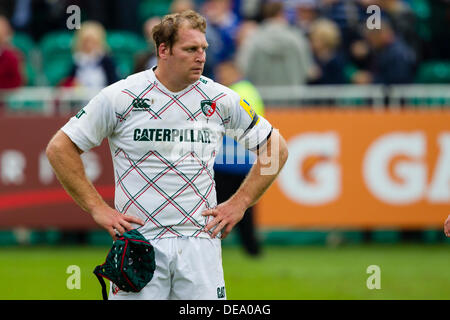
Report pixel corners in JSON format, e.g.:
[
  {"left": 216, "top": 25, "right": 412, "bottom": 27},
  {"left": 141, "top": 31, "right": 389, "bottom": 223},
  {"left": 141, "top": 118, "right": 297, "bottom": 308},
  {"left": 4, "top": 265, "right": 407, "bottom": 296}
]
[{"left": 145, "top": 66, "right": 199, "bottom": 96}]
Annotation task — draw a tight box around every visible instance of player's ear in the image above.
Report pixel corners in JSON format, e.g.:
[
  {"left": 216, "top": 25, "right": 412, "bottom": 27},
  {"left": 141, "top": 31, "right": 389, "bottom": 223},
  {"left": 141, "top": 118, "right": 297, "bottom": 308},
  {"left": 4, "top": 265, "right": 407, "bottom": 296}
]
[{"left": 158, "top": 43, "right": 170, "bottom": 60}]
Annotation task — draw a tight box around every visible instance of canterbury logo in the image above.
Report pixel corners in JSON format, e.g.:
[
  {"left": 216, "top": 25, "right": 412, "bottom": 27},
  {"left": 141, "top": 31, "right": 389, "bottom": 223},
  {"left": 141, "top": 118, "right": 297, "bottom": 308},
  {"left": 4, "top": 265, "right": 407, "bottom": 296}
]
[{"left": 132, "top": 98, "right": 151, "bottom": 111}]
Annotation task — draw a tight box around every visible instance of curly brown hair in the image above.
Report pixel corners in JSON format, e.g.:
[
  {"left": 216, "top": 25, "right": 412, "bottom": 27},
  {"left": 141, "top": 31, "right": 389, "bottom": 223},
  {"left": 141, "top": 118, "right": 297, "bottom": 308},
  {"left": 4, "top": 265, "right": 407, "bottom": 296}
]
[{"left": 152, "top": 10, "right": 207, "bottom": 57}]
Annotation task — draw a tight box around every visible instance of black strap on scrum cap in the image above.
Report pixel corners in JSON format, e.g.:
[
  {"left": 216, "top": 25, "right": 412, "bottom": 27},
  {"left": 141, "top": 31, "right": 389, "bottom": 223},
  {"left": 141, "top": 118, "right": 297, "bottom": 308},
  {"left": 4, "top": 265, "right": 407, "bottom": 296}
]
[
  {"left": 92, "top": 229, "right": 156, "bottom": 300},
  {"left": 94, "top": 272, "right": 109, "bottom": 301}
]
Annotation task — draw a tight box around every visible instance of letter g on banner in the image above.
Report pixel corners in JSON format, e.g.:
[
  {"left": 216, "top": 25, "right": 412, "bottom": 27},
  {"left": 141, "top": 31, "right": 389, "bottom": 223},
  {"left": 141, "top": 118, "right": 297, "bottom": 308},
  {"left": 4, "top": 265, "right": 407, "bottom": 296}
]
[
  {"left": 363, "top": 132, "right": 426, "bottom": 204},
  {"left": 278, "top": 132, "right": 340, "bottom": 205}
]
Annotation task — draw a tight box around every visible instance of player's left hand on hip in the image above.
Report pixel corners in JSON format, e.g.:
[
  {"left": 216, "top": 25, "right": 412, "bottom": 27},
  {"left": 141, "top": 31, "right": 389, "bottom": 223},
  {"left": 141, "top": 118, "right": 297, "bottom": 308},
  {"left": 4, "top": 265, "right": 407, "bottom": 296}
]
[{"left": 202, "top": 203, "right": 245, "bottom": 239}]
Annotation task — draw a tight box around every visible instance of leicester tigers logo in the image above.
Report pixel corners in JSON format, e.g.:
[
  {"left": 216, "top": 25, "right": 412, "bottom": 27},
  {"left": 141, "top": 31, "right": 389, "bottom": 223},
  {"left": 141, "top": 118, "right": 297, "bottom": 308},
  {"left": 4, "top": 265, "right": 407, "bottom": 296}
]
[{"left": 200, "top": 100, "right": 216, "bottom": 117}]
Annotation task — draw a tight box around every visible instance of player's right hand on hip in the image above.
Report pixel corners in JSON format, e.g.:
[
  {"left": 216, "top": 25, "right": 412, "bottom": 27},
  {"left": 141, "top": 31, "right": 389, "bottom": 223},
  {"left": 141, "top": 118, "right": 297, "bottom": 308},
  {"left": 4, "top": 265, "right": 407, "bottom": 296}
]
[{"left": 91, "top": 205, "right": 145, "bottom": 240}]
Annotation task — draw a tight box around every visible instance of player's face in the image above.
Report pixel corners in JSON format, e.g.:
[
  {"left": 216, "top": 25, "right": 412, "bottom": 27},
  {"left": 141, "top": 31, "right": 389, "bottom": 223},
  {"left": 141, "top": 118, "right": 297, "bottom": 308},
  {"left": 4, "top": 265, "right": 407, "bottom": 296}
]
[{"left": 169, "top": 26, "right": 208, "bottom": 86}]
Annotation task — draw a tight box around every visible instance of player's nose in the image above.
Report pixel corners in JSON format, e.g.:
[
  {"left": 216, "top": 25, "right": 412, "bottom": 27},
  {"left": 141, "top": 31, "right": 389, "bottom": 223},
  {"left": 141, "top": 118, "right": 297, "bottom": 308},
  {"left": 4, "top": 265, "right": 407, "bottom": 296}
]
[{"left": 196, "top": 50, "right": 206, "bottom": 63}]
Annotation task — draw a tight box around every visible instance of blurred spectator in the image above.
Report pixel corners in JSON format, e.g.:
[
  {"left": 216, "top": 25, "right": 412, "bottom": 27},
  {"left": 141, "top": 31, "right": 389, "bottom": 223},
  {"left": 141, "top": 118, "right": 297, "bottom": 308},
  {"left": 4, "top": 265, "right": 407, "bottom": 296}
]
[
  {"left": 0, "top": 15, "right": 24, "bottom": 89},
  {"left": 320, "top": 0, "right": 366, "bottom": 50},
  {"left": 352, "top": 19, "right": 416, "bottom": 85},
  {"left": 201, "top": 0, "right": 241, "bottom": 79},
  {"left": 17, "top": 0, "right": 79, "bottom": 42},
  {"left": 348, "top": 37, "right": 372, "bottom": 72},
  {"left": 0, "top": 0, "right": 15, "bottom": 18},
  {"left": 293, "top": 0, "right": 320, "bottom": 34},
  {"left": 377, "top": 0, "right": 418, "bottom": 57},
  {"left": 6, "top": 0, "right": 140, "bottom": 41},
  {"left": 62, "top": 21, "right": 118, "bottom": 89},
  {"left": 80, "top": 0, "right": 140, "bottom": 33},
  {"left": 133, "top": 0, "right": 196, "bottom": 73},
  {"left": 109, "top": 0, "right": 140, "bottom": 33},
  {"left": 236, "top": 1, "right": 315, "bottom": 86},
  {"left": 133, "top": 17, "right": 161, "bottom": 73},
  {"left": 10, "top": 0, "right": 32, "bottom": 31},
  {"left": 214, "top": 60, "right": 264, "bottom": 257},
  {"left": 237, "top": 0, "right": 265, "bottom": 20},
  {"left": 170, "top": 0, "right": 196, "bottom": 14},
  {"left": 234, "top": 19, "right": 258, "bottom": 48},
  {"left": 308, "top": 18, "right": 347, "bottom": 84}
]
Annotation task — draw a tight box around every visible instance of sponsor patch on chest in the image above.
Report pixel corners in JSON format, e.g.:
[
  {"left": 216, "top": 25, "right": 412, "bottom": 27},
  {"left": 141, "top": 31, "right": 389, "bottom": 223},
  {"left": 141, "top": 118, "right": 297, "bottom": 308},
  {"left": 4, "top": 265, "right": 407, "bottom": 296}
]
[{"left": 133, "top": 128, "right": 211, "bottom": 143}]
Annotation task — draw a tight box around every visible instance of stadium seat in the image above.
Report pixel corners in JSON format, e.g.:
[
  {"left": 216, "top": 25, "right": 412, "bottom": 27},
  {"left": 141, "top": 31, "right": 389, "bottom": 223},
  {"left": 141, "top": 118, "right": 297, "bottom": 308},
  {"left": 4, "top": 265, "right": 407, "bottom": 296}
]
[
  {"left": 11, "top": 32, "right": 35, "bottom": 59},
  {"left": 114, "top": 56, "right": 134, "bottom": 79},
  {"left": 410, "top": 0, "right": 431, "bottom": 19},
  {"left": 23, "top": 62, "right": 38, "bottom": 86},
  {"left": 410, "top": 0, "right": 432, "bottom": 40},
  {"left": 43, "top": 57, "right": 73, "bottom": 86},
  {"left": 11, "top": 32, "right": 38, "bottom": 86},
  {"left": 40, "top": 31, "right": 74, "bottom": 85},
  {"left": 138, "top": 0, "right": 171, "bottom": 24},
  {"left": 40, "top": 31, "right": 74, "bottom": 61},
  {"left": 415, "top": 61, "right": 450, "bottom": 84},
  {"left": 106, "top": 31, "right": 147, "bottom": 77}
]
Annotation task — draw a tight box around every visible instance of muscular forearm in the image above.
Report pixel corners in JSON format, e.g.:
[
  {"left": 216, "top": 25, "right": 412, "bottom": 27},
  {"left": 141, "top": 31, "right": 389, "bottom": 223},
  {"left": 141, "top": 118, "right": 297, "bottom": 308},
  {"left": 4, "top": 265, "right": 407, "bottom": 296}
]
[
  {"left": 46, "top": 130, "right": 108, "bottom": 214},
  {"left": 229, "top": 129, "right": 289, "bottom": 209},
  {"left": 46, "top": 130, "right": 144, "bottom": 239}
]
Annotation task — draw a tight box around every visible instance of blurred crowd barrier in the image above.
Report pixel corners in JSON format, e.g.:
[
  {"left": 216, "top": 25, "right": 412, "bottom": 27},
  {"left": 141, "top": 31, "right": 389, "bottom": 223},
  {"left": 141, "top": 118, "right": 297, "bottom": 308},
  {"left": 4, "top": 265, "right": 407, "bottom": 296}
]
[
  {"left": 2, "top": 84, "right": 450, "bottom": 115},
  {"left": 0, "top": 84, "right": 449, "bottom": 243}
]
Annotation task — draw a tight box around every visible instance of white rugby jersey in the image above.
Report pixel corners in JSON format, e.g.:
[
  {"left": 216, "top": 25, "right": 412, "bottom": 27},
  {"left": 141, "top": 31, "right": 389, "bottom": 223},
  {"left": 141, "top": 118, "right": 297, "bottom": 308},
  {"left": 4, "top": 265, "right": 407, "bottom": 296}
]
[{"left": 62, "top": 67, "right": 273, "bottom": 240}]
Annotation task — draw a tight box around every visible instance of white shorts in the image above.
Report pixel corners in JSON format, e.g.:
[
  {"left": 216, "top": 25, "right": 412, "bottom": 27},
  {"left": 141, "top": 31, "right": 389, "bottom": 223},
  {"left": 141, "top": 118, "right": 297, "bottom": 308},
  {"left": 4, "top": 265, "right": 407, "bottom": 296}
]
[{"left": 108, "top": 236, "right": 226, "bottom": 300}]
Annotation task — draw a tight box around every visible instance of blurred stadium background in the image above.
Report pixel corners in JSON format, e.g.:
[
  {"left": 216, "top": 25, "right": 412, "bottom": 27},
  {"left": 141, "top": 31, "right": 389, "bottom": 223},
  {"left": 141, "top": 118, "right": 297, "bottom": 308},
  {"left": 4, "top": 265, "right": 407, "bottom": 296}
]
[{"left": 0, "top": 0, "right": 449, "bottom": 300}]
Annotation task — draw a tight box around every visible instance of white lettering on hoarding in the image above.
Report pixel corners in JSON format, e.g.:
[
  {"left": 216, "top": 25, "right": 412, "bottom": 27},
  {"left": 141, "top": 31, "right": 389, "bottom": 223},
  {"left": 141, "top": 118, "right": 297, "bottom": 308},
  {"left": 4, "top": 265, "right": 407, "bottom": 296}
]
[
  {"left": 1, "top": 150, "right": 26, "bottom": 185},
  {"left": 363, "top": 132, "right": 426, "bottom": 205},
  {"left": 278, "top": 132, "right": 340, "bottom": 205},
  {"left": 278, "top": 131, "right": 450, "bottom": 206},
  {"left": 0, "top": 150, "right": 102, "bottom": 187},
  {"left": 39, "top": 151, "right": 54, "bottom": 185},
  {"left": 427, "top": 133, "right": 450, "bottom": 202}
]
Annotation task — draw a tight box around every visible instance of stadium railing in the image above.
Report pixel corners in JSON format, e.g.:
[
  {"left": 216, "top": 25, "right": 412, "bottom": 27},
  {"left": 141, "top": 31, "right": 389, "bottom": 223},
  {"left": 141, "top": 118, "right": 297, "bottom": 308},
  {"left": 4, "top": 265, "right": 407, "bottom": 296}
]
[
  {"left": 0, "top": 87, "right": 98, "bottom": 115},
  {"left": 255, "top": 84, "right": 450, "bottom": 108},
  {"left": 1, "top": 84, "right": 450, "bottom": 115}
]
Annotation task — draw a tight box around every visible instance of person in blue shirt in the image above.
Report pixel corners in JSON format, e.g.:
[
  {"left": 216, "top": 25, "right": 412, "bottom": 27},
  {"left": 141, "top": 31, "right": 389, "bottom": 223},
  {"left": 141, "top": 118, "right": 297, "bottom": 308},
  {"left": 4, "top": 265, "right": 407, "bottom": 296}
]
[
  {"left": 351, "top": 19, "right": 416, "bottom": 85},
  {"left": 201, "top": 0, "right": 241, "bottom": 79},
  {"left": 214, "top": 59, "right": 265, "bottom": 256}
]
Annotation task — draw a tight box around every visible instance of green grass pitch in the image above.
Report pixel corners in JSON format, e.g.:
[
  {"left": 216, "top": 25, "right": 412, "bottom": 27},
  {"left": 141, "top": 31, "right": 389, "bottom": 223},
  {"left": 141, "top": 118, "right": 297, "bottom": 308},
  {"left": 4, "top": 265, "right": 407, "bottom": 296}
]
[{"left": 0, "top": 244, "right": 448, "bottom": 300}]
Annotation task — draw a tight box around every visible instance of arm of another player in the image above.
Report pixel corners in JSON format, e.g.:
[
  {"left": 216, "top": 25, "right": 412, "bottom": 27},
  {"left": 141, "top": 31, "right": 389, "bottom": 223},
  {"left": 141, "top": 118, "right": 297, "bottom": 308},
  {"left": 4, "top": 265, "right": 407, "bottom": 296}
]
[
  {"left": 45, "top": 130, "right": 144, "bottom": 240},
  {"left": 445, "top": 214, "right": 450, "bottom": 237},
  {"left": 202, "top": 128, "right": 288, "bottom": 239}
]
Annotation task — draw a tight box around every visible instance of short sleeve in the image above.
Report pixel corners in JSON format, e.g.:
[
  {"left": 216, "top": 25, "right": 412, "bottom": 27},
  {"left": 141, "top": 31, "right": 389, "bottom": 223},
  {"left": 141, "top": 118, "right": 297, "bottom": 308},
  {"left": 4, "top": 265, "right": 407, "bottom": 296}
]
[
  {"left": 224, "top": 92, "right": 273, "bottom": 152},
  {"left": 61, "top": 91, "right": 115, "bottom": 152}
]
